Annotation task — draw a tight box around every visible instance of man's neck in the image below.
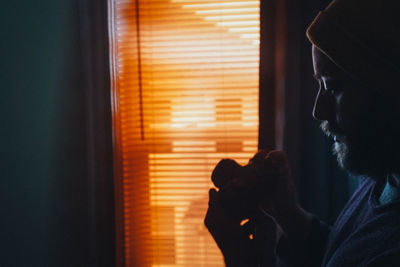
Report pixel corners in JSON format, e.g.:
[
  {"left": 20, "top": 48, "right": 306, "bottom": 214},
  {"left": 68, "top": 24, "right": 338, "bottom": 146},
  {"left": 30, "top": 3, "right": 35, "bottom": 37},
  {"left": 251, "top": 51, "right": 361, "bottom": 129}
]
[
  {"left": 389, "top": 174, "right": 400, "bottom": 188},
  {"left": 379, "top": 174, "right": 400, "bottom": 205}
]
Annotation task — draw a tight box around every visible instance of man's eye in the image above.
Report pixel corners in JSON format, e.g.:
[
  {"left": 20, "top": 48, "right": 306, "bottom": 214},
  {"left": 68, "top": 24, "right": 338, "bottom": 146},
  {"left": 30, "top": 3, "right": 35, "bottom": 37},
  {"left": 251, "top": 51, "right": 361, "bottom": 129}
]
[
  {"left": 326, "top": 87, "right": 340, "bottom": 95},
  {"left": 323, "top": 80, "right": 341, "bottom": 94},
  {"left": 325, "top": 86, "right": 336, "bottom": 93}
]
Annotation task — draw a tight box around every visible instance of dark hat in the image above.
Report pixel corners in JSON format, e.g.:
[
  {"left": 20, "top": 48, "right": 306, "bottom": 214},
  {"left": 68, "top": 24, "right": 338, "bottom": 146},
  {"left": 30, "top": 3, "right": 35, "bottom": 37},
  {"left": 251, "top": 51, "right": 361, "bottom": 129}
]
[{"left": 306, "top": 0, "right": 400, "bottom": 95}]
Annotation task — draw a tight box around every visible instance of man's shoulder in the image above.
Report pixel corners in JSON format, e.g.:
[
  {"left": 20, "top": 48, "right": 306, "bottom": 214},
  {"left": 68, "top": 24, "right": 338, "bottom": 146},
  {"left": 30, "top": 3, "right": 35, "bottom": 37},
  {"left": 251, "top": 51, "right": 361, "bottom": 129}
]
[{"left": 326, "top": 210, "right": 400, "bottom": 266}]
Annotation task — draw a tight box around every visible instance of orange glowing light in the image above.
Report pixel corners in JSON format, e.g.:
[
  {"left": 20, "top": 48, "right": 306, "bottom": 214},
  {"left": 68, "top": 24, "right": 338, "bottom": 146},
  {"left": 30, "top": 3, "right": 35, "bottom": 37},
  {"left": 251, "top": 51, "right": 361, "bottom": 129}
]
[{"left": 109, "top": 0, "right": 260, "bottom": 266}]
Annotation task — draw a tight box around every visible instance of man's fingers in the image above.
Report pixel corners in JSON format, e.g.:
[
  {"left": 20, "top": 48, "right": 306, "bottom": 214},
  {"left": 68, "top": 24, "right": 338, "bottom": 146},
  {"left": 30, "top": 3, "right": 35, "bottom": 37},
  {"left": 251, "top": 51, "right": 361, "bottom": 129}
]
[
  {"left": 250, "top": 150, "right": 287, "bottom": 164},
  {"left": 250, "top": 150, "right": 289, "bottom": 176},
  {"left": 254, "top": 209, "right": 276, "bottom": 236},
  {"left": 240, "top": 219, "right": 255, "bottom": 237},
  {"left": 205, "top": 188, "right": 239, "bottom": 229},
  {"left": 206, "top": 187, "right": 243, "bottom": 226},
  {"left": 208, "top": 188, "right": 218, "bottom": 206},
  {"left": 256, "top": 150, "right": 291, "bottom": 182},
  {"left": 253, "top": 209, "right": 278, "bottom": 252},
  {"left": 250, "top": 150, "right": 268, "bottom": 164},
  {"left": 205, "top": 188, "right": 254, "bottom": 254},
  {"left": 205, "top": 189, "right": 221, "bottom": 228},
  {"left": 265, "top": 150, "right": 288, "bottom": 164}
]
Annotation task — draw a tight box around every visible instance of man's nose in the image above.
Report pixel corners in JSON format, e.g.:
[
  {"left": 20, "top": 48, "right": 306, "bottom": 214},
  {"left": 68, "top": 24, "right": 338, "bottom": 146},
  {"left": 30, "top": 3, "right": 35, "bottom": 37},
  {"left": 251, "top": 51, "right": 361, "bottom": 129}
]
[{"left": 312, "top": 88, "right": 335, "bottom": 121}]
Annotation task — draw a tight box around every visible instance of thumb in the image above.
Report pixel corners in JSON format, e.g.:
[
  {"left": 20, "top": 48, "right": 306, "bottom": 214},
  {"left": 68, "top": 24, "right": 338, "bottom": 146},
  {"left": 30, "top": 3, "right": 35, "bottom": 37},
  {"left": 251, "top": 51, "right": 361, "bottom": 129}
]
[{"left": 253, "top": 209, "right": 278, "bottom": 265}]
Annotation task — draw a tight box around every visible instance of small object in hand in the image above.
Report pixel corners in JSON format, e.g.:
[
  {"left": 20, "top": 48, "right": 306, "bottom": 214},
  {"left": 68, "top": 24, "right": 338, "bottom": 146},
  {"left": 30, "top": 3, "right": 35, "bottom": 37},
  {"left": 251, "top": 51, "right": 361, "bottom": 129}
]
[
  {"left": 211, "top": 158, "right": 264, "bottom": 219},
  {"left": 211, "top": 159, "right": 242, "bottom": 189}
]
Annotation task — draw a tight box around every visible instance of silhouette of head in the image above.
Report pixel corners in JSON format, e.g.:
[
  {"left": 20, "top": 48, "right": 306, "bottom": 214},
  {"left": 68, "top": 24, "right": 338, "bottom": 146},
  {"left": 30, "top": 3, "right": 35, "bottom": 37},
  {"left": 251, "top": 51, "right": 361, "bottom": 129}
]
[{"left": 307, "top": 0, "right": 400, "bottom": 178}]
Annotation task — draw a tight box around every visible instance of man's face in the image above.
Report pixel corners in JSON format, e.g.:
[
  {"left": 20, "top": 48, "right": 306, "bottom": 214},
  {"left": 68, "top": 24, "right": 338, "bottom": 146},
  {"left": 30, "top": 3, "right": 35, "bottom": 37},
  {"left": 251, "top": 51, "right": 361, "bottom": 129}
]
[{"left": 312, "top": 45, "right": 399, "bottom": 178}]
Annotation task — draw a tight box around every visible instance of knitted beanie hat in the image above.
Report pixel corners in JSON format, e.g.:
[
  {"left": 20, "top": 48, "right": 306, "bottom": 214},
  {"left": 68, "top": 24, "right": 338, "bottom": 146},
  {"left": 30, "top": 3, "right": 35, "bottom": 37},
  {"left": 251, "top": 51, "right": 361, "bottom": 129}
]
[{"left": 306, "top": 0, "right": 400, "bottom": 95}]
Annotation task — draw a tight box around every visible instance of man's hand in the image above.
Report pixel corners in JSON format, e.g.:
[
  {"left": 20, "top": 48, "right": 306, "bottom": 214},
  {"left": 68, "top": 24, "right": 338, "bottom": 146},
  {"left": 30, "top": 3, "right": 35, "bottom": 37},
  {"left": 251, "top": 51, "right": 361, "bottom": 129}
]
[
  {"left": 204, "top": 188, "right": 278, "bottom": 267},
  {"left": 205, "top": 150, "right": 314, "bottom": 265},
  {"left": 250, "top": 151, "right": 312, "bottom": 242}
]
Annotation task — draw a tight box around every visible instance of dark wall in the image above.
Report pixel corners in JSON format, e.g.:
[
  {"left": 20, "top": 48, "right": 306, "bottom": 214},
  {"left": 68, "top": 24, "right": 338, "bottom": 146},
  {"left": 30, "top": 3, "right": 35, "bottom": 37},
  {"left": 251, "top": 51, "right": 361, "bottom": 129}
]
[{"left": 0, "top": 1, "right": 114, "bottom": 266}]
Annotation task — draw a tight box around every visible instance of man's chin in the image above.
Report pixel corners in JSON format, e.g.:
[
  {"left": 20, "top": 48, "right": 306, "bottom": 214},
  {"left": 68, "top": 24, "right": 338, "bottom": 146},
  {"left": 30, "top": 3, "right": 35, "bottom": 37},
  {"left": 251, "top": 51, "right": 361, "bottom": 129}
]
[
  {"left": 333, "top": 141, "right": 349, "bottom": 170},
  {"left": 332, "top": 140, "right": 384, "bottom": 178}
]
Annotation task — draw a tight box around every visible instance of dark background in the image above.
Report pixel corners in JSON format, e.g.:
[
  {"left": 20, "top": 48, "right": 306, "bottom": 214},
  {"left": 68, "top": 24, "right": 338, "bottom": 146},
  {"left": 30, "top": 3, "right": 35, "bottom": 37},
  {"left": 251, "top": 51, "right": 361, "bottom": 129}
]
[
  {"left": 0, "top": 0, "right": 354, "bottom": 266},
  {"left": 0, "top": 1, "right": 114, "bottom": 266}
]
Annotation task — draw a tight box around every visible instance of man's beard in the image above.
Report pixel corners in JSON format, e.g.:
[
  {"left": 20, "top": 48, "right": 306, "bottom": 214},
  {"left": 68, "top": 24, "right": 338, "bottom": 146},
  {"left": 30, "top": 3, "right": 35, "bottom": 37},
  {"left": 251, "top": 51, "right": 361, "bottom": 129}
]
[
  {"left": 320, "top": 98, "right": 400, "bottom": 179},
  {"left": 320, "top": 120, "right": 355, "bottom": 172}
]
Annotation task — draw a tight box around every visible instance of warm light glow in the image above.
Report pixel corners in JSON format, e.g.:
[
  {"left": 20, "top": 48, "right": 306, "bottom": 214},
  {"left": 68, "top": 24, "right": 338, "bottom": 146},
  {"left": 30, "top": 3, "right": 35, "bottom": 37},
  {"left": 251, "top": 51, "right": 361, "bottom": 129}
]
[
  {"left": 204, "top": 14, "right": 259, "bottom": 21},
  {"left": 229, "top": 27, "right": 259, "bottom": 32},
  {"left": 217, "top": 20, "right": 259, "bottom": 26},
  {"left": 110, "top": 0, "right": 260, "bottom": 266},
  {"left": 196, "top": 8, "right": 259, "bottom": 14},
  {"left": 240, "top": 218, "right": 250, "bottom": 226},
  {"left": 179, "top": 1, "right": 259, "bottom": 8},
  {"left": 241, "top": 33, "right": 260, "bottom": 39}
]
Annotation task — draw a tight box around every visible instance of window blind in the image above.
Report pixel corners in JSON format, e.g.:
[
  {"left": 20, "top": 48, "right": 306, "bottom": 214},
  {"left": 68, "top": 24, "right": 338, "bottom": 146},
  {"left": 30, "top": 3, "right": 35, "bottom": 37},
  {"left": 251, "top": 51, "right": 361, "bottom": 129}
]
[{"left": 109, "top": 0, "right": 260, "bottom": 266}]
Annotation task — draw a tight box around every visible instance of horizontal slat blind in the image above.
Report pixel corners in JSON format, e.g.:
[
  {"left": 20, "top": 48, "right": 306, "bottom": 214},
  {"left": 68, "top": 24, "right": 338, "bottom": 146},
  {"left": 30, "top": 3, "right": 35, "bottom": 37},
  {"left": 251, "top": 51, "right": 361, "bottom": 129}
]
[{"left": 109, "top": 0, "right": 260, "bottom": 266}]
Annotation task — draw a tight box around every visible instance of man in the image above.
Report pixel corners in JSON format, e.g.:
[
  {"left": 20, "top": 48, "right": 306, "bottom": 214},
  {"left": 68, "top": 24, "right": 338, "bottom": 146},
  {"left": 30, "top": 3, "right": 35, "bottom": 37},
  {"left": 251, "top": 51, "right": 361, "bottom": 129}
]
[{"left": 205, "top": 0, "right": 400, "bottom": 266}]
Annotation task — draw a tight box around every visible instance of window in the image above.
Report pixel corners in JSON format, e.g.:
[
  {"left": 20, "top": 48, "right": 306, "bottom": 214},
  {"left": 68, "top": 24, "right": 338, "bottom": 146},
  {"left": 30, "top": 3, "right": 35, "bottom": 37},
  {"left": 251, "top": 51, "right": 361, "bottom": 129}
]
[{"left": 108, "top": 0, "right": 260, "bottom": 266}]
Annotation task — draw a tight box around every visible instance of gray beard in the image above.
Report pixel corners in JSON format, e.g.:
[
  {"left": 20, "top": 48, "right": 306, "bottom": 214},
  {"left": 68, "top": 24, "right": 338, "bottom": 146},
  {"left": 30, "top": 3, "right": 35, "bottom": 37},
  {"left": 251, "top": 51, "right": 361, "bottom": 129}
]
[
  {"left": 321, "top": 98, "right": 400, "bottom": 179},
  {"left": 332, "top": 140, "right": 348, "bottom": 170}
]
